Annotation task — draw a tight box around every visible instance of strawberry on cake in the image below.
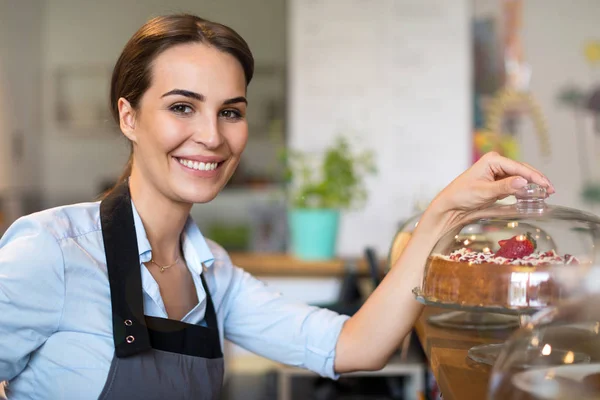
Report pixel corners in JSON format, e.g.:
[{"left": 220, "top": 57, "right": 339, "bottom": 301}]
[{"left": 422, "top": 233, "right": 580, "bottom": 308}]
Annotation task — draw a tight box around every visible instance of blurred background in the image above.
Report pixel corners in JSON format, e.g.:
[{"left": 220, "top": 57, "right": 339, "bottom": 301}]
[
  {"left": 2, "top": 0, "right": 600, "bottom": 255},
  {"left": 1, "top": 0, "right": 599, "bottom": 399}
]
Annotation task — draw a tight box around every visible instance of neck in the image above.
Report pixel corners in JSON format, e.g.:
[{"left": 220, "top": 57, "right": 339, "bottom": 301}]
[{"left": 128, "top": 168, "right": 193, "bottom": 264}]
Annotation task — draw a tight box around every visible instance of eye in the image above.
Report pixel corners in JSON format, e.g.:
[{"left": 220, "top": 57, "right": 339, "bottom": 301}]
[
  {"left": 219, "top": 109, "right": 243, "bottom": 121},
  {"left": 170, "top": 104, "right": 194, "bottom": 115}
]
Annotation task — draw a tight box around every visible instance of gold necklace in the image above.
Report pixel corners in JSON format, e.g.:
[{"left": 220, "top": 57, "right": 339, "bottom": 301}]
[{"left": 150, "top": 256, "right": 180, "bottom": 273}]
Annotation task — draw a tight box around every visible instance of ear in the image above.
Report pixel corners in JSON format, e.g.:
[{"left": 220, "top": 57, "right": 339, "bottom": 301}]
[{"left": 118, "top": 97, "right": 137, "bottom": 142}]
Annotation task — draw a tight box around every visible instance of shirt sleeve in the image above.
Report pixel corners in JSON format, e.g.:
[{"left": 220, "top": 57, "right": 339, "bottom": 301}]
[
  {"left": 221, "top": 258, "right": 349, "bottom": 379},
  {"left": 0, "top": 215, "right": 65, "bottom": 381}
]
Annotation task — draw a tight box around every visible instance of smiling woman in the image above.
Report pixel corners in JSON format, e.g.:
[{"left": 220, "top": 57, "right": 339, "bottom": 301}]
[
  {"left": 0, "top": 12, "right": 555, "bottom": 400},
  {"left": 108, "top": 16, "right": 253, "bottom": 206},
  {"left": 120, "top": 42, "right": 248, "bottom": 205}
]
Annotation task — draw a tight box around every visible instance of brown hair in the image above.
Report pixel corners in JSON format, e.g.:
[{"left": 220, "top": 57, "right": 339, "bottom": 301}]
[{"left": 106, "top": 14, "right": 254, "bottom": 194}]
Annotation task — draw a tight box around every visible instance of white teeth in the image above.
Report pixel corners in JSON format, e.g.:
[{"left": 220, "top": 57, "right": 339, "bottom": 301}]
[{"left": 178, "top": 158, "right": 219, "bottom": 171}]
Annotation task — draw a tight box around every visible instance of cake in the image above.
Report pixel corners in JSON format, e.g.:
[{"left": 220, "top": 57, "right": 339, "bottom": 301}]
[{"left": 422, "top": 233, "right": 580, "bottom": 308}]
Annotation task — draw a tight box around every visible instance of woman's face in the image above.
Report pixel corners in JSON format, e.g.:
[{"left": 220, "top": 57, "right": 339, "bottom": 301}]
[{"left": 121, "top": 42, "right": 248, "bottom": 204}]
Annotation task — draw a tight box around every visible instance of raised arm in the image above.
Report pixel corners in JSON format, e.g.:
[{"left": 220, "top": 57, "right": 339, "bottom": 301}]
[{"left": 333, "top": 152, "right": 554, "bottom": 372}]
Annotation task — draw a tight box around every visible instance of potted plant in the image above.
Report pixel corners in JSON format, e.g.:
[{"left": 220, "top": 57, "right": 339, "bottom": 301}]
[{"left": 281, "top": 136, "right": 376, "bottom": 260}]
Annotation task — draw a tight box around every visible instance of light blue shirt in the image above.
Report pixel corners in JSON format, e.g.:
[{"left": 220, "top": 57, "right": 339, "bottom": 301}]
[{"left": 0, "top": 201, "right": 349, "bottom": 399}]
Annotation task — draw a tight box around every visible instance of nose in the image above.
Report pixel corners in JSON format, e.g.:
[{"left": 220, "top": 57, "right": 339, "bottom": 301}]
[{"left": 191, "top": 114, "right": 224, "bottom": 150}]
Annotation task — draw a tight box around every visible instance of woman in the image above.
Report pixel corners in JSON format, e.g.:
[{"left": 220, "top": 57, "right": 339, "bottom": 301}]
[{"left": 0, "top": 14, "right": 553, "bottom": 400}]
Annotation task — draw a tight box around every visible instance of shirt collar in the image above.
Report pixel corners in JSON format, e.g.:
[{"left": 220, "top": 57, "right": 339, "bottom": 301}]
[{"left": 130, "top": 200, "right": 215, "bottom": 271}]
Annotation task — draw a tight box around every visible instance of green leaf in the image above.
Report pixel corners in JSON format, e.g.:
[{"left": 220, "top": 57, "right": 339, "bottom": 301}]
[{"left": 279, "top": 134, "right": 377, "bottom": 210}]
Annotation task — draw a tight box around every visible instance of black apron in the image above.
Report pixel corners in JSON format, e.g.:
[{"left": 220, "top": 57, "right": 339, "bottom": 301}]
[{"left": 97, "top": 182, "right": 224, "bottom": 400}]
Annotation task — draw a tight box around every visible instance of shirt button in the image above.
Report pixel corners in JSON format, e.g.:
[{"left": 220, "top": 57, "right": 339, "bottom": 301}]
[
  {"left": 126, "top": 335, "right": 135, "bottom": 344},
  {"left": 124, "top": 319, "right": 132, "bottom": 326}
]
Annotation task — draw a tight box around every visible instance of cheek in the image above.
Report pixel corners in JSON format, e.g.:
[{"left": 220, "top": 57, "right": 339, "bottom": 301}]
[
  {"left": 223, "top": 123, "right": 248, "bottom": 156},
  {"left": 148, "top": 117, "right": 190, "bottom": 153}
]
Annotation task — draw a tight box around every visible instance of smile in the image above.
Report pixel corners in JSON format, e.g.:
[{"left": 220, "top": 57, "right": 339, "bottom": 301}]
[{"left": 176, "top": 158, "right": 221, "bottom": 171}]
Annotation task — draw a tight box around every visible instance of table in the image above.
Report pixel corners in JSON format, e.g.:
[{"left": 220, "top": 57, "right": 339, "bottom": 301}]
[
  {"left": 414, "top": 307, "right": 517, "bottom": 400},
  {"left": 229, "top": 252, "right": 379, "bottom": 277}
]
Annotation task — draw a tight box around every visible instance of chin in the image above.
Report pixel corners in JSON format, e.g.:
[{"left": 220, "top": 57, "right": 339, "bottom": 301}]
[{"left": 173, "top": 184, "right": 223, "bottom": 205}]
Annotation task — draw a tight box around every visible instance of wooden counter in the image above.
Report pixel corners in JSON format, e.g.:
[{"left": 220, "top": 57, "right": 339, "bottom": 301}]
[
  {"left": 229, "top": 252, "right": 379, "bottom": 277},
  {"left": 415, "top": 307, "right": 517, "bottom": 400}
]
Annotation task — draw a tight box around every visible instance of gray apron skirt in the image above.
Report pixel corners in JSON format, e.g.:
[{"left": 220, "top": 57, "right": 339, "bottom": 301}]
[{"left": 97, "top": 181, "right": 224, "bottom": 399}]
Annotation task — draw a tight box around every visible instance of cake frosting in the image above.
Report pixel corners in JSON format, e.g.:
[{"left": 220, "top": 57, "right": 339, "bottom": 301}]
[{"left": 439, "top": 248, "right": 580, "bottom": 267}]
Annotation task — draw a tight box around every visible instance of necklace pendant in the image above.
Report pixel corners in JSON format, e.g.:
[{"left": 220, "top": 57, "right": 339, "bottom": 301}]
[{"left": 150, "top": 256, "right": 179, "bottom": 273}]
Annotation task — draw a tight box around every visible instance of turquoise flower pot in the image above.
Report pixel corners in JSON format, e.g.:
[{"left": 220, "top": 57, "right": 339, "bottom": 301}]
[{"left": 288, "top": 208, "right": 340, "bottom": 260}]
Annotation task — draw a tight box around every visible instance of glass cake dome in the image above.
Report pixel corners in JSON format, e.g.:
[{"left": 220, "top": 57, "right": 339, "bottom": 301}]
[
  {"left": 413, "top": 183, "right": 600, "bottom": 314},
  {"left": 412, "top": 183, "right": 600, "bottom": 365},
  {"left": 488, "top": 265, "right": 600, "bottom": 399}
]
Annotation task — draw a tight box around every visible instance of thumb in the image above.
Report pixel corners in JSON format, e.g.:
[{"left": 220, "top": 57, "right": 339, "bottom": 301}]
[{"left": 490, "top": 176, "right": 528, "bottom": 198}]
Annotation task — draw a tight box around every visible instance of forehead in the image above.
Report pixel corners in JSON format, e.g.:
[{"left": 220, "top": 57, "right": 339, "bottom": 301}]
[{"left": 148, "top": 42, "right": 246, "bottom": 96}]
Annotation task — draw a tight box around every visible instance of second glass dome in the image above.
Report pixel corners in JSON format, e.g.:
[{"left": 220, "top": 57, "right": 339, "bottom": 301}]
[{"left": 489, "top": 265, "right": 600, "bottom": 399}]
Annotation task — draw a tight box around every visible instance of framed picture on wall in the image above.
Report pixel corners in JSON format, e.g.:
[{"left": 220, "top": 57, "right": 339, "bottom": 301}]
[{"left": 54, "top": 65, "right": 115, "bottom": 133}]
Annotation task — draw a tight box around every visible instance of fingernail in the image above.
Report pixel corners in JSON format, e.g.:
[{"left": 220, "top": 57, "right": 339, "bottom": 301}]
[
  {"left": 511, "top": 177, "right": 528, "bottom": 189},
  {"left": 543, "top": 178, "right": 554, "bottom": 192}
]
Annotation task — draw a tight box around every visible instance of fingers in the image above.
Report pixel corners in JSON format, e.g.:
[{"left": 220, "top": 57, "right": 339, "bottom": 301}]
[
  {"left": 482, "top": 153, "right": 554, "bottom": 194},
  {"left": 485, "top": 176, "right": 529, "bottom": 201},
  {"left": 519, "top": 161, "right": 555, "bottom": 193}
]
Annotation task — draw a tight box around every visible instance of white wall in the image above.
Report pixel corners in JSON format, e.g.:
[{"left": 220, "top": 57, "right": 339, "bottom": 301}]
[
  {"left": 288, "top": 0, "right": 472, "bottom": 257},
  {"left": 0, "top": 0, "right": 43, "bottom": 192},
  {"left": 41, "top": 0, "right": 286, "bottom": 207},
  {"left": 0, "top": 60, "right": 11, "bottom": 194},
  {"left": 475, "top": 0, "right": 600, "bottom": 213},
  {"left": 0, "top": 0, "right": 43, "bottom": 231}
]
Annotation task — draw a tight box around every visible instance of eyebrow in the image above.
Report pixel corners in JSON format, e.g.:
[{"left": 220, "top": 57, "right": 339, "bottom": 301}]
[
  {"left": 161, "top": 89, "right": 247, "bottom": 105},
  {"left": 223, "top": 96, "right": 248, "bottom": 105},
  {"left": 161, "top": 89, "right": 204, "bottom": 101}
]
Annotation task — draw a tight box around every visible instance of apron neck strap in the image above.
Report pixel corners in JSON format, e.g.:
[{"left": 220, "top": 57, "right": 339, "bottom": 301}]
[
  {"left": 199, "top": 271, "right": 218, "bottom": 329},
  {"left": 100, "top": 181, "right": 152, "bottom": 357}
]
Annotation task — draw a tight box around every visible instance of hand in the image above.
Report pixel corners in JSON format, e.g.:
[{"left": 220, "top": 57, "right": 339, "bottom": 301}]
[{"left": 428, "top": 152, "right": 554, "bottom": 224}]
